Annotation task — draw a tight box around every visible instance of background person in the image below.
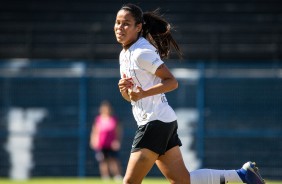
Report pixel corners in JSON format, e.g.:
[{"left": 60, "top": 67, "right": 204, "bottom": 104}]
[{"left": 90, "top": 100, "right": 123, "bottom": 181}]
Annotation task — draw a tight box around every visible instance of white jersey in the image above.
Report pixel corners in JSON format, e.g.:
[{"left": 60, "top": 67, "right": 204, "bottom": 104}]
[{"left": 119, "top": 37, "right": 177, "bottom": 126}]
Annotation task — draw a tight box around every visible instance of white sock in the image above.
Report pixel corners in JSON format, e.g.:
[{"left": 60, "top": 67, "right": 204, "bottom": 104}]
[{"left": 190, "top": 169, "right": 243, "bottom": 184}]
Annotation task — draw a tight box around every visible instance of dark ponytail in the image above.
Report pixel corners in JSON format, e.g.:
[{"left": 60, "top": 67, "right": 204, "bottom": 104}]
[
  {"left": 142, "top": 9, "right": 182, "bottom": 59},
  {"left": 120, "top": 4, "right": 182, "bottom": 60}
]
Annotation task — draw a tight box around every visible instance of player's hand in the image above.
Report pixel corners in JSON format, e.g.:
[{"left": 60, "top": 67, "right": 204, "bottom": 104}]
[
  {"left": 128, "top": 86, "right": 144, "bottom": 102},
  {"left": 118, "top": 77, "right": 133, "bottom": 93}
]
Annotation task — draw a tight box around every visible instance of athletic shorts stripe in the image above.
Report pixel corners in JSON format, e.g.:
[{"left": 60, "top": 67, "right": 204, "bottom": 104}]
[{"left": 131, "top": 120, "right": 182, "bottom": 155}]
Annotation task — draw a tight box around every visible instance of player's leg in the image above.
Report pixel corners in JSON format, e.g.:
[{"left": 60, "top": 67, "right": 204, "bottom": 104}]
[
  {"left": 156, "top": 146, "right": 190, "bottom": 184},
  {"left": 156, "top": 145, "right": 265, "bottom": 184},
  {"left": 123, "top": 148, "right": 159, "bottom": 184},
  {"left": 155, "top": 119, "right": 265, "bottom": 184}
]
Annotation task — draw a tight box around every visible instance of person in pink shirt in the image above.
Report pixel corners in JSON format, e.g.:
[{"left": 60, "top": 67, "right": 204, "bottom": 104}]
[{"left": 90, "top": 100, "right": 123, "bottom": 181}]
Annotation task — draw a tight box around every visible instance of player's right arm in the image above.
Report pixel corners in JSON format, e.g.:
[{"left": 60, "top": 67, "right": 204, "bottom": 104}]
[{"left": 118, "top": 77, "right": 132, "bottom": 102}]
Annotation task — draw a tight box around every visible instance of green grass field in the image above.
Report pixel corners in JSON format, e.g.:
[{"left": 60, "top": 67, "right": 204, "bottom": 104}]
[
  {"left": 0, "top": 177, "right": 280, "bottom": 184},
  {"left": 1, "top": 178, "right": 166, "bottom": 184}
]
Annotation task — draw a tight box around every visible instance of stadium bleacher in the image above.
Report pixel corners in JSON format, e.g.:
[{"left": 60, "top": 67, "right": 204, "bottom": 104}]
[{"left": 0, "top": 0, "right": 281, "bottom": 61}]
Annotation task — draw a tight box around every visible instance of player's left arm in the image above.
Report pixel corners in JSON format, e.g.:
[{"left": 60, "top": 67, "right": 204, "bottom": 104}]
[
  {"left": 128, "top": 64, "right": 178, "bottom": 101},
  {"left": 147, "top": 63, "right": 178, "bottom": 94}
]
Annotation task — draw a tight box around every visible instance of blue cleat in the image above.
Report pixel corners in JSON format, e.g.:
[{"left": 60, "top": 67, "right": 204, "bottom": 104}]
[{"left": 242, "top": 161, "right": 265, "bottom": 184}]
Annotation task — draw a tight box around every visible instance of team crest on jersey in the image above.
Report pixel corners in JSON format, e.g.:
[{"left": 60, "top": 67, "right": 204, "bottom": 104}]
[{"left": 142, "top": 113, "right": 147, "bottom": 120}]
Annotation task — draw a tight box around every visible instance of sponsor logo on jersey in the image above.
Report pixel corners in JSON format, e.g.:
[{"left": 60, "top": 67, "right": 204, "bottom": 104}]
[{"left": 152, "top": 58, "right": 160, "bottom": 65}]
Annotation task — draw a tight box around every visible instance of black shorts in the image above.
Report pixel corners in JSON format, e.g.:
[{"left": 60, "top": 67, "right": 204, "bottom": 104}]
[
  {"left": 95, "top": 148, "right": 119, "bottom": 162},
  {"left": 131, "top": 120, "right": 182, "bottom": 155}
]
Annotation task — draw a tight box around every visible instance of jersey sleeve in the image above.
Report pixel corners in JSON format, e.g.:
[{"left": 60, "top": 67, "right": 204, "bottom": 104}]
[{"left": 135, "top": 49, "right": 164, "bottom": 74}]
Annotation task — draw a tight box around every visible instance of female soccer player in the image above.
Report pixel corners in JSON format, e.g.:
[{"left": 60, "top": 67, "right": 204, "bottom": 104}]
[{"left": 115, "top": 3, "right": 265, "bottom": 184}]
